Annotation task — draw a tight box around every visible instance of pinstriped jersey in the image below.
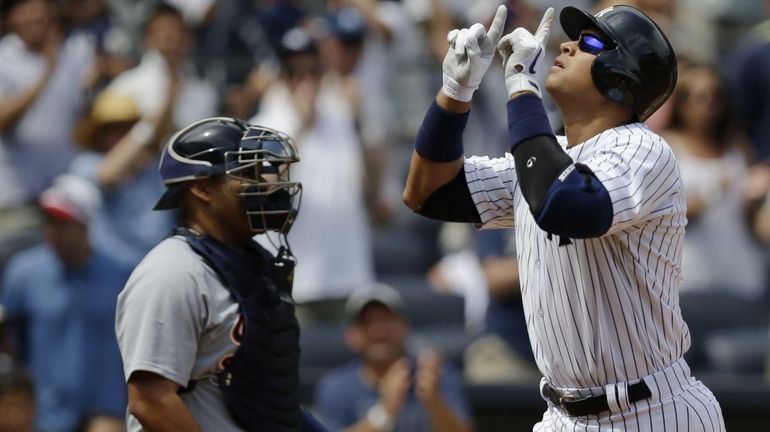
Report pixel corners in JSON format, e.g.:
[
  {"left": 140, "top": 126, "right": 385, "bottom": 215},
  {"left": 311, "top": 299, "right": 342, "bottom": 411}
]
[{"left": 465, "top": 123, "right": 689, "bottom": 389}]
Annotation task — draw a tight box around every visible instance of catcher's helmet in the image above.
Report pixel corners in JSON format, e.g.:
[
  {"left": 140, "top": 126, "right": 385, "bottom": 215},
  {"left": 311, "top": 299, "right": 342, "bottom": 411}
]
[
  {"left": 560, "top": 5, "right": 677, "bottom": 121},
  {"left": 154, "top": 117, "right": 302, "bottom": 234}
]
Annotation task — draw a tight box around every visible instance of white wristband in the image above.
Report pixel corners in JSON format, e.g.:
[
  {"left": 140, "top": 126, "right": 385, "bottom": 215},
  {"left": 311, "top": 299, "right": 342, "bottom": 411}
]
[
  {"left": 366, "top": 403, "right": 394, "bottom": 432},
  {"left": 505, "top": 74, "right": 542, "bottom": 98},
  {"left": 442, "top": 74, "right": 477, "bottom": 103}
]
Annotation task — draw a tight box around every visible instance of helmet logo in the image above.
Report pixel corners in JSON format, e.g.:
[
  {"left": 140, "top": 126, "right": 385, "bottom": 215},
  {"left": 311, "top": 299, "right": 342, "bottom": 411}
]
[{"left": 607, "top": 87, "right": 624, "bottom": 102}]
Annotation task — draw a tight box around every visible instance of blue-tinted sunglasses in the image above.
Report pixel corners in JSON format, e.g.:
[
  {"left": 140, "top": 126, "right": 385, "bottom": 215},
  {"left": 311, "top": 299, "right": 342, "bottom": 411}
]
[{"left": 578, "top": 34, "right": 608, "bottom": 55}]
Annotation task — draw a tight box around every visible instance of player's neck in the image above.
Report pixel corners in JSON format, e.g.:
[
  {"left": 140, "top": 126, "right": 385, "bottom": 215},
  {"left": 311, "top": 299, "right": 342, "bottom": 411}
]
[{"left": 562, "top": 106, "right": 635, "bottom": 147}]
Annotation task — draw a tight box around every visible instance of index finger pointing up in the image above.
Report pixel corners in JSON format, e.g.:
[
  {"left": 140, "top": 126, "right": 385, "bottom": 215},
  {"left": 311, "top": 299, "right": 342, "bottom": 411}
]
[
  {"left": 534, "top": 7, "right": 555, "bottom": 45},
  {"left": 486, "top": 5, "right": 508, "bottom": 45}
]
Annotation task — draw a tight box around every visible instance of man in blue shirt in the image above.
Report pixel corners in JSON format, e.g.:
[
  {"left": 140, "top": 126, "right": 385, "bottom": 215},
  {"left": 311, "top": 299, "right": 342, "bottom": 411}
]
[
  {"left": 1, "top": 174, "right": 131, "bottom": 432},
  {"left": 314, "top": 283, "right": 473, "bottom": 432}
]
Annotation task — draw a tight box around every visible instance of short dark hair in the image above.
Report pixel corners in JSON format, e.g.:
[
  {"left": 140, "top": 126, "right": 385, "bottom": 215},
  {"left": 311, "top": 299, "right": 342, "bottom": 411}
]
[
  {"left": 143, "top": 2, "right": 185, "bottom": 35},
  {"left": 0, "top": 367, "right": 34, "bottom": 396},
  {"left": 0, "top": 0, "right": 48, "bottom": 19}
]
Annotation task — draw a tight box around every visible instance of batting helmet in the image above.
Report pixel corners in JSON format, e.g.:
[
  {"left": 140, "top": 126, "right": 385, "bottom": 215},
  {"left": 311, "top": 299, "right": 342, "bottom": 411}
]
[
  {"left": 154, "top": 117, "right": 302, "bottom": 234},
  {"left": 560, "top": 5, "right": 677, "bottom": 121}
]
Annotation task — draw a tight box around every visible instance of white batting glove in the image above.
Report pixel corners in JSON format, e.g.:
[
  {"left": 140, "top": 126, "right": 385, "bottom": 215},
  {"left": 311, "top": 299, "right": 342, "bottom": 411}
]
[
  {"left": 497, "top": 7, "right": 554, "bottom": 98},
  {"left": 441, "top": 5, "right": 507, "bottom": 102}
]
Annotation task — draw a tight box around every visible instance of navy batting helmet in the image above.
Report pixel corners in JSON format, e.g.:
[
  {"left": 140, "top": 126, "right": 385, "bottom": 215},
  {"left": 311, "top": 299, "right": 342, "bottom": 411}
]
[
  {"left": 560, "top": 5, "right": 677, "bottom": 121},
  {"left": 154, "top": 117, "right": 302, "bottom": 234}
]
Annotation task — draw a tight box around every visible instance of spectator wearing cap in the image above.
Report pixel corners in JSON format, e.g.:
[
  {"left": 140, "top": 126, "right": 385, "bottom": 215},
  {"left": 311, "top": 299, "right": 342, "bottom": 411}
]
[
  {"left": 69, "top": 88, "right": 176, "bottom": 267},
  {"left": 0, "top": 174, "right": 132, "bottom": 432},
  {"left": 314, "top": 283, "right": 473, "bottom": 432},
  {"left": 251, "top": 26, "right": 374, "bottom": 321}
]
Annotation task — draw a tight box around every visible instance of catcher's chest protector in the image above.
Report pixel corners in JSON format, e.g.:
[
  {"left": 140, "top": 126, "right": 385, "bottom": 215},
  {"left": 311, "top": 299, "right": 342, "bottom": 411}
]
[{"left": 177, "top": 228, "right": 302, "bottom": 431}]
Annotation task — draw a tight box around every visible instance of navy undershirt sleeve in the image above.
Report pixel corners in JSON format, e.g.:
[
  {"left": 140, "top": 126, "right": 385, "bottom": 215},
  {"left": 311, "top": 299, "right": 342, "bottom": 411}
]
[
  {"left": 414, "top": 100, "right": 470, "bottom": 162},
  {"left": 416, "top": 169, "right": 481, "bottom": 223},
  {"left": 507, "top": 95, "right": 612, "bottom": 238}
]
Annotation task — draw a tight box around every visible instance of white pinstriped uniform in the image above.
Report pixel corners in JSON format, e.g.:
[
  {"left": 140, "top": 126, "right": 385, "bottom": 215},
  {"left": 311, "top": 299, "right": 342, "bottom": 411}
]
[{"left": 464, "top": 123, "right": 725, "bottom": 431}]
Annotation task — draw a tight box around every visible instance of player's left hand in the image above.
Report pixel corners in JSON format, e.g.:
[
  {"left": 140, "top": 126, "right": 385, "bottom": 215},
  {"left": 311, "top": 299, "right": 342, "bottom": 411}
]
[
  {"left": 441, "top": 5, "right": 507, "bottom": 102},
  {"left": 497, "top": 7, "right": 554, "bottom": 98}
]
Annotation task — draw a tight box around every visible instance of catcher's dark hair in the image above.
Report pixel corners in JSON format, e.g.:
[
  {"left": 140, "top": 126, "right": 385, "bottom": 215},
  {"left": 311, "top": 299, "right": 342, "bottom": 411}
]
[{"left": 0, "top": 367, "right": 34, "bottom": 395}]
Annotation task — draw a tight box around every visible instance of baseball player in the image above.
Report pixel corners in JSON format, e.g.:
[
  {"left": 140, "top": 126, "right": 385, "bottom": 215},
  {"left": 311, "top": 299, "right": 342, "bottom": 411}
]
[
  {"left": 115, "top": 117, "right": 326, "bottom": 431},
  {"left": 403, "top": 5, "right": 725, "bottom": 431}
]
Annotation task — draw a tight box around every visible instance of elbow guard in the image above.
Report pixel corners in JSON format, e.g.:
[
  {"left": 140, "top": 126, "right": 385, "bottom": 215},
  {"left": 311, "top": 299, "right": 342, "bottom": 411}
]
[
  {"left": 513, "top": 136, "right": 612, "bottom": 238},
  {"left": 535, "top": 163, "right": 613, "bottom": 238}
]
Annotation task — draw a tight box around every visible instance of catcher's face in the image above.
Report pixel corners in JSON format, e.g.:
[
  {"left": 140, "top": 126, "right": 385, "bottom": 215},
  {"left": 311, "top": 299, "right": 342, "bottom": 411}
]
[{"left": 207, "top": 176, "right": 254, "bottom": 242}]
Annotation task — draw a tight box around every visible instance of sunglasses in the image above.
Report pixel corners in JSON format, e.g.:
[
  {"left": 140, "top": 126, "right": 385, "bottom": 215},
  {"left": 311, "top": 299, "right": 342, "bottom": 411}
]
[{"left": 578, "top": 34, "right": 608, "bottom": 55}]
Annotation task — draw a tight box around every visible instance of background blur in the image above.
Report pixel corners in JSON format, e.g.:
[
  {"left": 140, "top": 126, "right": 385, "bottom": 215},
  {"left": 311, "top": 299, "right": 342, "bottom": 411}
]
[{"left": 1, "top": 0, "right": 770, "bottom": 430}]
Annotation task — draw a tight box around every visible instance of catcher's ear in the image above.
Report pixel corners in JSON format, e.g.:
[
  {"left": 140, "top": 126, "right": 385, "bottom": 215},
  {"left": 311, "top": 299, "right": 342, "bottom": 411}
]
[
  {"left": 345, "top": 326, "right": 364, "bottom": 353},
  {"left": 188, "top": 178, "right": 217, "bottom": 204}
]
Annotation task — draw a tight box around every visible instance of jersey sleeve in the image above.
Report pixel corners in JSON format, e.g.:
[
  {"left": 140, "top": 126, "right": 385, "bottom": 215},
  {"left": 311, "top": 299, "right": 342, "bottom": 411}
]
[
  {"left": 115, "top": 248, "right": 210, "bottom": 387},
  {"left": 464, "top": 154, "right": 519, "bottom": 229},
  {"left": 580, "top": 130, "right": 681, "bottom": 234}
]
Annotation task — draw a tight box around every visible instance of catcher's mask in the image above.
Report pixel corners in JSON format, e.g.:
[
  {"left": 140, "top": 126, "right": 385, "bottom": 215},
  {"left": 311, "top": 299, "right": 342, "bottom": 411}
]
[{"left": 154, "top": 117, "right": 302, "bottom": 235}]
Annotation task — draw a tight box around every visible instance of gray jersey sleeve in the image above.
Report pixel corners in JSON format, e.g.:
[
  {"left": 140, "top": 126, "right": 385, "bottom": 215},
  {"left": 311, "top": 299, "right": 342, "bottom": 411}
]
[{"left": 116, "top": 237, "right": 214, "bottom": 387}]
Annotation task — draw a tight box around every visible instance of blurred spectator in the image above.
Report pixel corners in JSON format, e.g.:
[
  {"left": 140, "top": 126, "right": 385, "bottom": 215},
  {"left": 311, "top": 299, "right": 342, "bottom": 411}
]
[
  {"left": 251, "top": 27, "right": 374, "bottom": 319},
  {"left": 0, "top": 175, "right": 130, "bottom": 432},
  {"left": 726, "top": 0, "right": 770, "bottom": 162},
  {"left": 0, "top": 368, "right": 35, "bottom": 432},
  {"left": 314, "top": 283, "right": 473, "bottom": 432},
  {"left": 61, "top": 0, "right": 133, "bottom": 92},
  {"left": 334, "top": 0, "right": 427, "bottom": 143},
  {"left": 464, "top": 230, "right": 538, "bottom": 384},
  {"left": 107, "top": 3, "right": 217, "bottom": 130},
  {"left": 595, "top": 0, "right": 717, "bottom": 63},
  {"left": 0, "top": 0, "right": 95, "bottom": 267},
  {"left": 661, "top": 64, "right": 770, "bottom": 299},
  {"left": 317, "top": 6, "right": 391, "bottom": 223},
  {"left": 69, "top": 89, "right": 176, "bottom": 267}
]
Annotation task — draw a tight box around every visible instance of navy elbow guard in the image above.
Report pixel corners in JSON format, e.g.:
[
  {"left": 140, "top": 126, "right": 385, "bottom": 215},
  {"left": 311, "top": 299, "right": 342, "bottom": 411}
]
[{"left": 535, "top": 163, "right": 613, "bottom": 238}]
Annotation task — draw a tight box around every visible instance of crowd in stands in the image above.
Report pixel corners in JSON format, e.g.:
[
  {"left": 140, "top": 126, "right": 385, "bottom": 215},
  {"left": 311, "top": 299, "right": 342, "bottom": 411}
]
[{"left": 0, "top": 0, "right": 769, "bottom": 430}]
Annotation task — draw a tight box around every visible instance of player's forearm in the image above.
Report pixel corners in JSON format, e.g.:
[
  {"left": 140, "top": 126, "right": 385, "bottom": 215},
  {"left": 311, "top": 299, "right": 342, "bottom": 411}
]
[
  {"left": 422, "top": 397, "right": 473, "bottom": 432},
  {"left": 402, "top": 92, "right": 468, "bottom": 210}
]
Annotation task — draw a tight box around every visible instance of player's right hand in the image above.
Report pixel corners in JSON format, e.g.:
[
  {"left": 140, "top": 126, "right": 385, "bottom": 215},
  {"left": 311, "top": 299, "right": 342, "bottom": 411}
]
[
  {"left": 497, "top": 7, "right": 554, "bottom": 98},
  {"left": 441, "top": 5, "right": 507, "bottom": 102}
]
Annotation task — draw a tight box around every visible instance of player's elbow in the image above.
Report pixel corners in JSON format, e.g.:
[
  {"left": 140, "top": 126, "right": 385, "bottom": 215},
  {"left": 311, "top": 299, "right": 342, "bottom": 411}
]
[{"left": 402, "top": 186, "right": 423, "bottom": 211}]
